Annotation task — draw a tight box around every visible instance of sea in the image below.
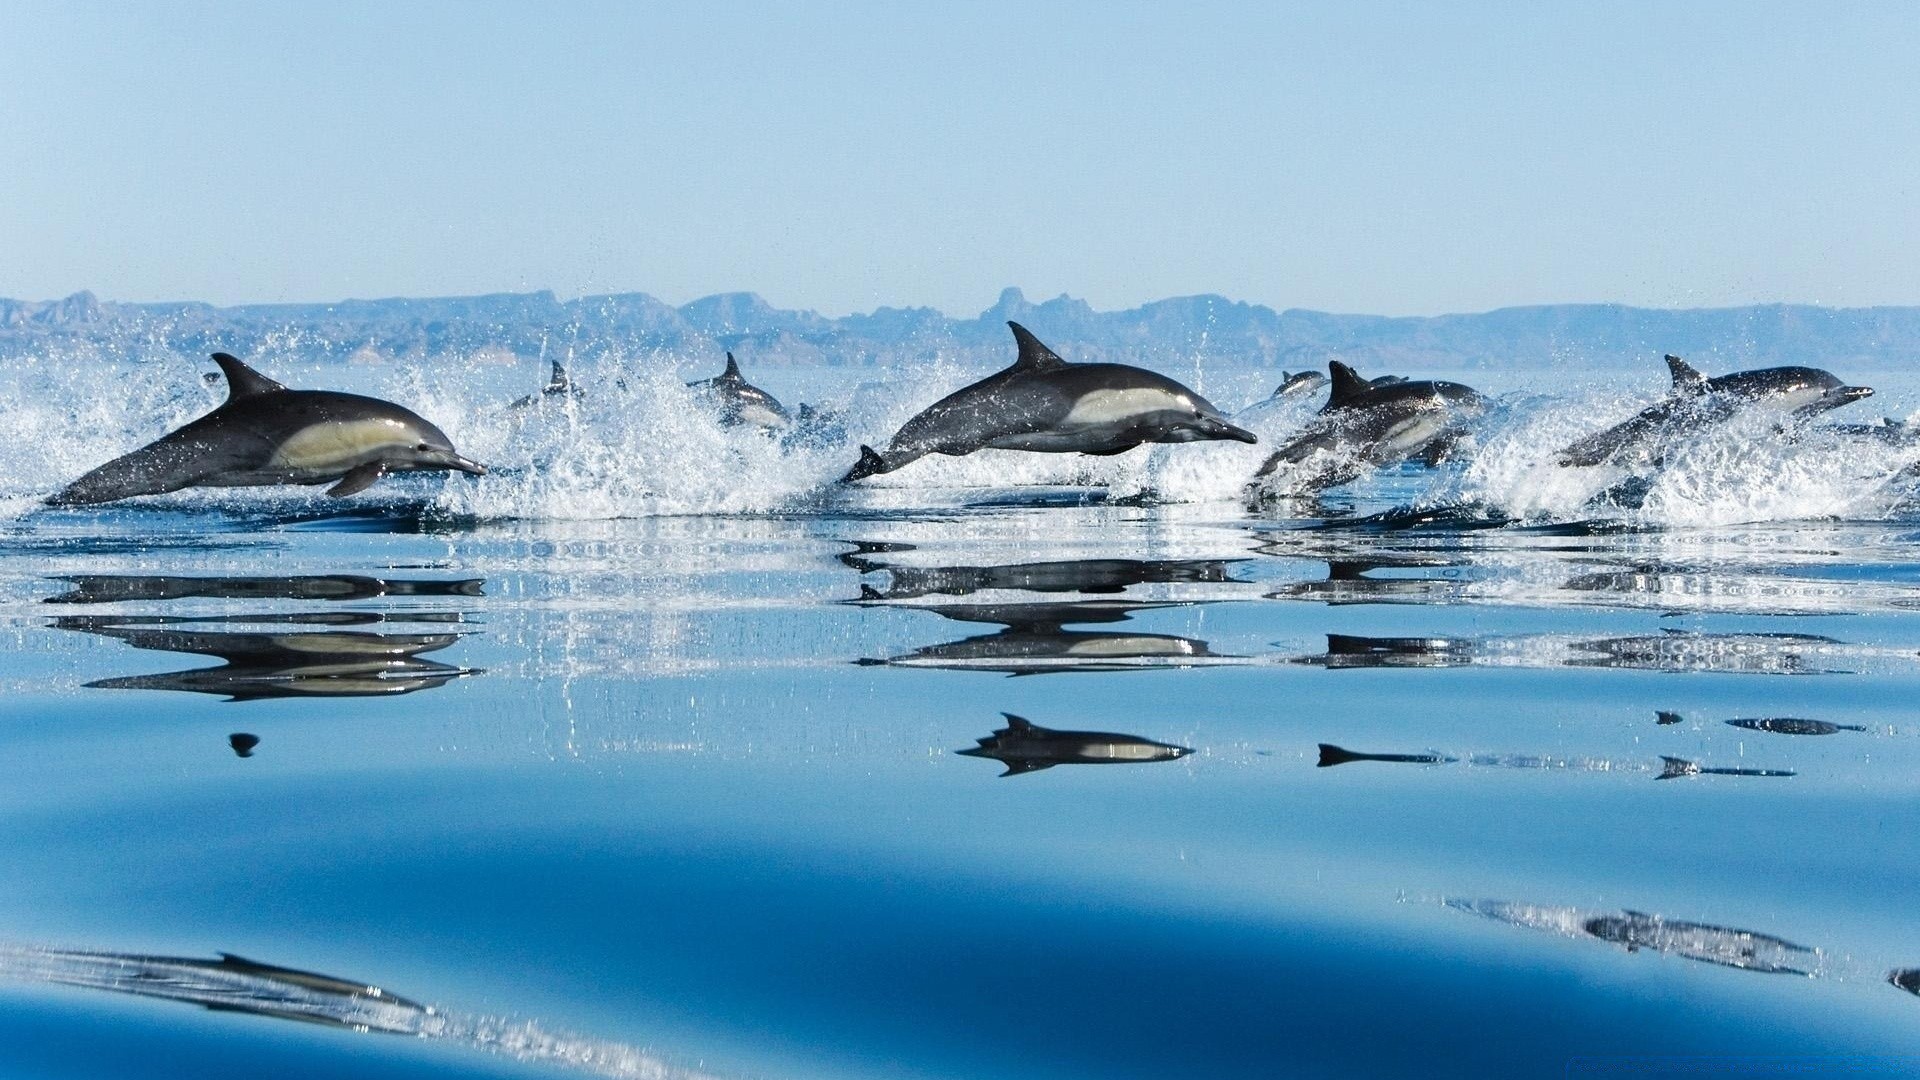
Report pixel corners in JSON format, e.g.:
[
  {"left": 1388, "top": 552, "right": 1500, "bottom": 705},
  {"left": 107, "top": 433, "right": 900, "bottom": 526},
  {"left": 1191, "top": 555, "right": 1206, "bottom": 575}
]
[{"left": 1, "top": 345, "right": 1918, "bottom": 1079}]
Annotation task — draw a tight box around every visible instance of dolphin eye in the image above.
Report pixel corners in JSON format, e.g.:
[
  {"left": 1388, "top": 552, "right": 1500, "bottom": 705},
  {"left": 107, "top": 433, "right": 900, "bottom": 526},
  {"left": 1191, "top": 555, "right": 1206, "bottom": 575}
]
[{"left": 415, "top": 443, "right": 432, "bottom": 452}]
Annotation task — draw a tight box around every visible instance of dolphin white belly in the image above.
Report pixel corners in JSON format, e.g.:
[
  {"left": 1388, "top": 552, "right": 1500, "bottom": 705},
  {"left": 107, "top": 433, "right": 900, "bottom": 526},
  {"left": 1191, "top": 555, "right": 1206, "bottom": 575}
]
[
  {"left": 267, "top": 419, "right": 414, "bottom": 474},
  {"left": 1059, "top": 387, "right": 1193, "bottom": 428}
]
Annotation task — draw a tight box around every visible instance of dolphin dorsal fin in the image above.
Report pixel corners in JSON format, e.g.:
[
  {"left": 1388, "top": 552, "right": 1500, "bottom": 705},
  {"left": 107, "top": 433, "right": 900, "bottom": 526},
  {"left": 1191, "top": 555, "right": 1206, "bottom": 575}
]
[
  {"left": 1007, "top": 323, "right": 1068, "bottom": 372},
  {"left": 1001, "top": 712, "right": 1036, "bottom": 731},
  {"left": 546, "top": 360, "right": 570, "bottom": 394},
  {"left": 210, "top": 353, "right": 286, "bottom": 400},
  {"left": 722, "top": 353, "right": 742, "bottom": 379},
  {"left": 1666, "top": 354, "right": 1708, "bottom": 394},
  {"left": 1326, "top": 361, "right": 1372, "bottom": 406}
]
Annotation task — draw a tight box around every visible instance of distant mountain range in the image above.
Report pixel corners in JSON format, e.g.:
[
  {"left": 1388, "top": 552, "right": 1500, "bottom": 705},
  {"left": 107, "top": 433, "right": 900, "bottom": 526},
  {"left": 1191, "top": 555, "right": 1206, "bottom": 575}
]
[{"left": 5, "top": 286, "right": 1918, "bottom": 370}]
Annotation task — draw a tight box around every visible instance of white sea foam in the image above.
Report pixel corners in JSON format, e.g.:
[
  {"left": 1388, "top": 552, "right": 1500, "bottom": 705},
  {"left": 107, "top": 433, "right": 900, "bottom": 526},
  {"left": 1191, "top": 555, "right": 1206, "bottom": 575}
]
[{"left": 4, "top": 346, "right": 1917, "bottom": 527}]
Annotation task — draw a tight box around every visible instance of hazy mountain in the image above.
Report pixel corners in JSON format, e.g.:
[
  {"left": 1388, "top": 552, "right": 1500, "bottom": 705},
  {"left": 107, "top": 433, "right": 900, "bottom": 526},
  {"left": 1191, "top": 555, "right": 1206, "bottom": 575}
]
[{"left": 4, "top": 286, "right": 1918, "bottom": 371}]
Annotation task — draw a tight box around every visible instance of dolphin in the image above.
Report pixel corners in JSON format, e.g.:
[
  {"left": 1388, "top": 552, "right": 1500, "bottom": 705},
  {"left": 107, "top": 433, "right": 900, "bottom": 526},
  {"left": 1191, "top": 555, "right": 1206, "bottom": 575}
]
[
  {"left": 1251, "top": 361, "right": 1485, "bottom": 494},
  {"left": 688, "top": 353, "right": 790, "bottom": 429},
  {"left": 843, "top": 322, "right": 1255, "bottom": 482},
  {"left": 509, "top": 358, "right": 579, "bottom": 409},
  {"left": 1656, "top": 756, "right": 1795, "bottom": 780},
  {"left": 1272, "top": 369, "right": 1330, "bottom": 399},
  {"left": 1559, "top": 354, "right": 1873, "bottom": 467},
  {"left": 956, "top": 713, "right": 1192, "bottom": 775},
  {"left": 49, "top": 353, "right": 484, "bottom": 505}
]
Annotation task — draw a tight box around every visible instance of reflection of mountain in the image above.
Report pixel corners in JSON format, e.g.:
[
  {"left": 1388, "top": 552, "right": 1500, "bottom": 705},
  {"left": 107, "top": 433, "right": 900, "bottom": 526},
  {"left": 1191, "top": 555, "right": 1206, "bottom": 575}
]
[
  {"left": 45, "top": 574, "right": 485, "bottom": 605},
  {"left": 1450, "top": 899, "right": 1818, "bottom": 976},
  {"left": 56, "top": 613, "right": 479, "bottom": 701},
  {"left": 859, "top": 601, "right": 1235, "bottom": 675},
  {"left": 1295, "top": 630, "right": 1857, "bottom": 675},
  {"left": 843, "top": 544, "right": 1244, "bottom": 602},
  {"left": 957, "top": 713, "right": 1191, "bottom": 776}
]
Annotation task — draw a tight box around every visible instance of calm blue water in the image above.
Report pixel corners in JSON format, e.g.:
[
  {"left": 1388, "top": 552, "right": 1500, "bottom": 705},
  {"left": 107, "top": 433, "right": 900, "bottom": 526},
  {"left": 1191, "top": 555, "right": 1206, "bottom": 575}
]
[{"left": 2, "top": 352, "right": 1919, "bottom": 1077}]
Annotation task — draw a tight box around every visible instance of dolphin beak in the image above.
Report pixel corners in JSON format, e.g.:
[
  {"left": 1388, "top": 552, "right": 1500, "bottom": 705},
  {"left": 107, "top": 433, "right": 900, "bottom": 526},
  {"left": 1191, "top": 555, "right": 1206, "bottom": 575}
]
[
  {"left": 444, "top": 453, "right": 487, "bottom": 476},
  {"left": 1214, "top": 420, "right": 1259, "bottom": 444},
  {"left": 1840, "top": 385, "right": 1875, "bottom": 403}
]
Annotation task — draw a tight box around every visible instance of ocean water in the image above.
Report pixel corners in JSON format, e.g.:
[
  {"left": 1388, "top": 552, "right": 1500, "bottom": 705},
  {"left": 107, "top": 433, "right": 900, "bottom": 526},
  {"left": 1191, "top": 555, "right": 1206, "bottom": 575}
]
[{"left": 2, "top": 348, "right": 1920, "bottom": 1078}]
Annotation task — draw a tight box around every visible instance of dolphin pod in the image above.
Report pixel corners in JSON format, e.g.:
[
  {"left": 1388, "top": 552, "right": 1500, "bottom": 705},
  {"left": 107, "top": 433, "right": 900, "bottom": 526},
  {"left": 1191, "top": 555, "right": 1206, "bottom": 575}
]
[
  {"left": 47, "top": 337, "right": 1885, "bottom": 506},
  {"left": 842, "top": 322, "right": 1256, "bottom": 482},
  {"left": 50, "top": 353, "right": 484, "bottom": 505}
]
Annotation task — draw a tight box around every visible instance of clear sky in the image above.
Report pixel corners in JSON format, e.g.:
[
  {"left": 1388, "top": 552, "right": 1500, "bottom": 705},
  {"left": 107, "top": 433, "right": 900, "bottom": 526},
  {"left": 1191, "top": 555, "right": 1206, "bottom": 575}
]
[{"left": 4, "top": 1, "right": 1918, "bottom": 316}]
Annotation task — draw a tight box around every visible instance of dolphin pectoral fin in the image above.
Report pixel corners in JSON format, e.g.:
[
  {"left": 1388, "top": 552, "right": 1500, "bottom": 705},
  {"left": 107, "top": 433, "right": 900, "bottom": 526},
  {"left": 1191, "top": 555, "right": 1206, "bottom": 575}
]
[
  {"left": 326, "top": 463, "right": 387, "bottom": 498},
  {"left": 1001, "top": 759, "right": 1054, "bottom": 777},
  {"left": 1083, "top": 443, "right": 1143, "bottom": 457},
  {"left": 841, "top": 445, "right": 890, "bottom": 483}
]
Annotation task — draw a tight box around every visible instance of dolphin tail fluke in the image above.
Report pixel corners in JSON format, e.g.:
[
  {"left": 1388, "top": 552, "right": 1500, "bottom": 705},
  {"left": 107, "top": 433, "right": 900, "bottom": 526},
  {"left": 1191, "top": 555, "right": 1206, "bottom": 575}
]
[
  {"left": 1666, "top": 354, "right": 1708, "bottom": 393},
  {"left": 841, "top": 445, "right": 890, "bottom": 483},
  {"left": 1657, "top": 756, "right": 1699, "bottom": 780},
  {"left": 1656, "top": 710, "right": 1684, "bottom": 725},
  {"left": 1317, "top": 743, "right": 1365, "bottom": 768}
]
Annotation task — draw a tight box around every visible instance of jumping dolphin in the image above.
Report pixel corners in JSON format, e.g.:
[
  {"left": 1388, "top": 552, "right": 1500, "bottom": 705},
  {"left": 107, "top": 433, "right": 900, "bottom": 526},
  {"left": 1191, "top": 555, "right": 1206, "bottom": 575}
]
[
  {"left": 1558, "top": 354, "right": 1873, "bottom": 467},
  {"left": 688, "top": 353, "right": 790, "bottom": 429},
  {"left": 1272, "top": 370, "right": 1330, "bottom": 399},
  {"left": 509, "top": 358, "right": 578, "bottom": 409},
  {"left": 956, "top": 713, "right": 1192, "bottom": 775},
  {"left": 49, "top": 353, "right": 484, "bottom": 505},
  {"left": 1250, "top": 361, "right": 1485, "bottom": 494},
  {"left": 843, "top": 322, "right": 1256, "bottom": 482}
]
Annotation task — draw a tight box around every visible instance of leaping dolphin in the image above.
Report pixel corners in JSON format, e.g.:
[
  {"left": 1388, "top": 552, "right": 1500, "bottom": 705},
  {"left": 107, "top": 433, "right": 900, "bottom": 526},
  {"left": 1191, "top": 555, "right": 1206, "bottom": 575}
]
[
  {"left": 688, "top": 353, "right": 791, "bottom": 429},
  {"left": 50, "top": 353, "right": 484, "bottom": 505},
  {"left": 1251, "top": 361, "right": 1486, "bottom": 494},
  {"left": 843, "top": 322, "right": 1256, "bottom": 482},
  {"left": 1558, "top": 354, "right": 1873, "bottom": 467}
]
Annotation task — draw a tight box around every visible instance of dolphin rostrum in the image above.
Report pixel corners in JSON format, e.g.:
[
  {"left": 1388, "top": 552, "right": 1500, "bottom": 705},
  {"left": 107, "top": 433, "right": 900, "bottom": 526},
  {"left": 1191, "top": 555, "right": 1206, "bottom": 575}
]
[
  {"left": 50, "top": 353, "right": 484, "bottom": 505},
  {"left": 1251, "top": 361, "right": 1485, "bottom": 494},
  {"left": 956, "top": 713, "right": 1192, "bottom": 775},
  {"left": 843, "top": 322, "right": 1256, "bottom": 482},
  {"left": 688, "top": 353, "right": 790, "bottom": 429},
  {"left": 1558, "top": 354, "right": 1873, "bottom": 467}
]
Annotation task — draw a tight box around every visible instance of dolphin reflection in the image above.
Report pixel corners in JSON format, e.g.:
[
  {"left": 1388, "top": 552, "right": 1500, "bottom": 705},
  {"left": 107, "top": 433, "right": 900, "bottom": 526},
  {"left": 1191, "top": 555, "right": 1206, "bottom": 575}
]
[
  {"left": 858, "top": 600, "right": 1236, "bottom": 675},
  {"left": 0, "top": 943, "right": 720, "bottom": 1078},
  {"left": 46, "top": 574, "right": 485, "bottom": 605},
  {"left": 958, "top": 713, "right": 1192, "bottom": 776},
  {"left": 55, "top": 613, "right": 480, "bottom": 700},
  {"left": 1449, "top": 899, "right": 1819, "bottom": 976}
]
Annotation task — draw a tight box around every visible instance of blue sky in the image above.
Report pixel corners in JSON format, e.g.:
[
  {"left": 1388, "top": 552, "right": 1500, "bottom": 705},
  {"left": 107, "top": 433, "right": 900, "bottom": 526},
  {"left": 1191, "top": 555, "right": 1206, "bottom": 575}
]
[{"left": 3, "top": 1, "right": 1918, "bottom": 315}]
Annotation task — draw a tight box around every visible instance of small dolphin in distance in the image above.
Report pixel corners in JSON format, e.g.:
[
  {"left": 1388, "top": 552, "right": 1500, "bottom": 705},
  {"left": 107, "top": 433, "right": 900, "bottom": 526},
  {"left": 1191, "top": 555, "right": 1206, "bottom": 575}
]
[
  {"left": 509, "top": 359, "right": 580, "bottom": 409},
  {"left": 843, "top": 322, "right": 1256, "bottom": 482},
  {"left": 956, "top": 713, "right": 1193, "bottom": 775},
  {"left": 1272, "top": 369, "right": 1330, "bottom": 399},
  {"left": 688, "top": 353, "right": 791, "bottom": 429},
  {"left": 50, "top": 354, "right": 484, "bottom": 505},
  {"left": 1250, "top": 361, "right": 1486, "bottom": 494},
  {"left": 1559, "top": 354, "right": 1873, "bottom": 467}
]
